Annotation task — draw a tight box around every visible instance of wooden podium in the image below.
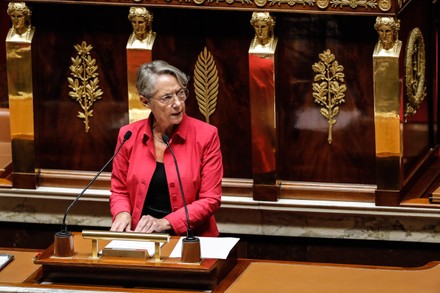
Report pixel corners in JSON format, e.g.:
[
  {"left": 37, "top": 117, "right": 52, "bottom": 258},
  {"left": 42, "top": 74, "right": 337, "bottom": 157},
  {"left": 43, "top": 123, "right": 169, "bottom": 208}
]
[
  {"left": 4, "top": 246, "right": 440, "bottom": 292},
  {"left": 34, "top": 232, "right": 237, "bottom": 290}
]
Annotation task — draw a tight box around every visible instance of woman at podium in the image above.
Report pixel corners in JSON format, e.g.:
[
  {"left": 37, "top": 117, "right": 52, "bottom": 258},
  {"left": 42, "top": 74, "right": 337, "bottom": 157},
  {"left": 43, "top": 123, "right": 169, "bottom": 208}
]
[{"left": 109, "top": 60, "right": 223, "bottom": 237}]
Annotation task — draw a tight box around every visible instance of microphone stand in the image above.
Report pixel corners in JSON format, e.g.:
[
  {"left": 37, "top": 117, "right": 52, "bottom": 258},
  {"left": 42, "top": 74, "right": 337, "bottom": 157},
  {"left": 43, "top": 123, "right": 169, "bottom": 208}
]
[
  {"left": 162, "top": 134, "right": 201, "bottom": 263},
  {"left": 53, "top": 131, "right": 132, "bottom": 257}
]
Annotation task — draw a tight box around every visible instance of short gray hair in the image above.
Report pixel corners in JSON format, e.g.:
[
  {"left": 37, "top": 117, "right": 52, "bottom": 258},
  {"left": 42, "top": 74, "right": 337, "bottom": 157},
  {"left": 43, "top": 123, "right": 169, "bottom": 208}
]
[{"left": 136, "top": 60, "right": 189, "bottom": 99}]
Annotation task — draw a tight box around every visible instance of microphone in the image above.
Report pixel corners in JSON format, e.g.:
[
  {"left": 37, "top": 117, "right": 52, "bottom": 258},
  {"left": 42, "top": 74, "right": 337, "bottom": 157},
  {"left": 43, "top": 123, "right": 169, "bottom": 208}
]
[
  {"left": 54, "top": 130, "right": 132, "bottom": 257},
  {"left": 162, "top": 134, "right": 201, "bottom": 263}
]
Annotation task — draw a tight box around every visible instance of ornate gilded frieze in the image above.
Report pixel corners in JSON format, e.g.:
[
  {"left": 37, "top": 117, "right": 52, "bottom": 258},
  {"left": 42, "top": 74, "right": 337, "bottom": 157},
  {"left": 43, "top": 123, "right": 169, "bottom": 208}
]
[
  {"left": 21, "top": 0, "right": 398, "bottom": 12},
  {"left": 187, "top": 0, "right": 388, "bottom": 10},
  {"left": 261, "top": 0, "right": 314, "bottom": 8},
  {"left": 194, "top": 47, "right": 219, "bottom": 124},
  {"left": 68, "top": 41, "right": 104, "bottom": 133},
  {"left": 404, "top": 27, "right": 426, "bottom": 119},
  {"left": 324, "top": 0, "right": 390, "bottom": 12},
  {"left": 329, "top": 0, "right": 379, "bottom": 9},
  {"left": 128, "top": 0, "right": 389, "bottom": 12},
  {"left": 312, "top": 49, "right": 346, "bottom": 144}
]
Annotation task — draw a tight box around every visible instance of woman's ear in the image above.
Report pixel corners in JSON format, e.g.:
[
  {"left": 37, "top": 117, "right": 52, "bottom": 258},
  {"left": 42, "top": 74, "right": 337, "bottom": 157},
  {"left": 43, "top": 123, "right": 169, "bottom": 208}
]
[{"left": 140, "top": 95, "right": 149, "bottom": 107}]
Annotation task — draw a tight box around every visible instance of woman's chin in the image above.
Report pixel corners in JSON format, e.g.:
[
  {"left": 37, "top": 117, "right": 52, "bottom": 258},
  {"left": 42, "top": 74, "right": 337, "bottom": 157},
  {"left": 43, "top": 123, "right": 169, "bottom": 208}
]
[{"left": 170, "top": 114, "right": 183, "bottom": 124}]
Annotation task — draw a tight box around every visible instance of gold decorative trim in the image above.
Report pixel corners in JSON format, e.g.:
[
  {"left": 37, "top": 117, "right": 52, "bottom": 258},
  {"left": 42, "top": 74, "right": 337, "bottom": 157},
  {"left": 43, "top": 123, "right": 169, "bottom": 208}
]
[
  {"left": 194, "top": 47, "right": 219, "bottom": 124},
  {"left": 404, "top": 27, "right": 426, "bottom": 119},
  {"left": 254, "top": 0, "right": 268, "bottom": 7},
  {"left": 377, "top": 0, "right": 391, "bottom": 11},
  {"left": 329, "top": 0, "right": 378, "bottom": 9},
  {"left": 191, "top": 0, "right": 254, "bottom": 5},
  {"left": 68, "top": 41, "right": 104, "bottom": 133},
  {"left": 171, "top": 0, "right": 381, "bottom": 10},
  {"left": 317, "top": 0, "right": 329, "bottom": 9},
  {"left": 312, "top": 49, "right": 347, "bottom": 144},
  {"left": 268, "top": 0, "right": 314, "bottom": 7}
]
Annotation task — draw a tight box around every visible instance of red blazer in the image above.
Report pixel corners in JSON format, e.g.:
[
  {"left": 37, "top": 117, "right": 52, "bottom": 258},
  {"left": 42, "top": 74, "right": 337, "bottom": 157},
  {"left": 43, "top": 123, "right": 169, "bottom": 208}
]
[{"left": 110, "top": 114, "right": 223, "bottom": 236}]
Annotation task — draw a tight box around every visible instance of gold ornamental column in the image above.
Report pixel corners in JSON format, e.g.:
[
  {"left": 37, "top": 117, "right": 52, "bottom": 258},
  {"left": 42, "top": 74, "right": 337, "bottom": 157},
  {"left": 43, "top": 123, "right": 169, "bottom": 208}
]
[
  {"left": 126, "top": 7, "right": 156, "bottom": 123},
  {"left": 372, "top": 17, "right": 403, "bottom": 203},
  {"left": 6, "top": 2, "right": 37, "bottom": 189},
  {"left": 248, "top": 12, "right": 279, "bottom": 201}
]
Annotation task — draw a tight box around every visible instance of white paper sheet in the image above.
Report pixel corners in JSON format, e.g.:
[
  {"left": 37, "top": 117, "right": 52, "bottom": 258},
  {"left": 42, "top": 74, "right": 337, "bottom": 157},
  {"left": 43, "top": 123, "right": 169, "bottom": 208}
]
[
  {"left": 170, "top": 237, "right": 239, "bottom": 259},
  {"left": 0, "top": 254, "right": 13, "bottom": 271},
  {"left": 103, "top": 240, "right": 159, "bottom": 257}
]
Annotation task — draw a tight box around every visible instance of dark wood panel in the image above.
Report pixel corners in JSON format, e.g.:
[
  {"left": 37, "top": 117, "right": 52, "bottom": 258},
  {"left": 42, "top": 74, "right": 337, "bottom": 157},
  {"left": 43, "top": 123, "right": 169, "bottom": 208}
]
[
  {"left": 32, "top": 4, "right": 129, "bottom": 171},
  {"left": 1, "top": 2, "right": 437, "bottom": 196},
  {"left": 276, "top": 15, "right": 377, "bottom": 184},
  {"left": 151, "top": 9, "right": 253, "bottom": 179},
  {"left": 29, "top": 6, "right": 254, "bottom": 177},
  {"left": 28, "top": 6, "right": 381, "bottom": 183}
]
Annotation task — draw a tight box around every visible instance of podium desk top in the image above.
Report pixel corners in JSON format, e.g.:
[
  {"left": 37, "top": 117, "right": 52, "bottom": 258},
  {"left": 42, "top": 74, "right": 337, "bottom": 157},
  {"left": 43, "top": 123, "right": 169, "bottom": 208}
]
[
  {"left": 0, "top": 249, "right": 41, "bottom": 284},
  {"left": 221, "top": 259, "right": 440, "bottom": 293}
]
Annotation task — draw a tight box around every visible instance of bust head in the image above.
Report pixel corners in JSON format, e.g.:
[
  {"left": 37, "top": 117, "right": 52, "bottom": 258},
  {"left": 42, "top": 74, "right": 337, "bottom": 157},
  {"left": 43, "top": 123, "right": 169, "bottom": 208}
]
[
  {"left": 7, "top": 2, "right": 32, "bottom": 36},
  {"left": 374, "top": 17, "right": 400, "bottom": 50},
  {"left": 128, "top": 7, "right": 153, "bottom": 41},
  {"left": 250, "top": 12, "right": 275, "bottom": 47}
]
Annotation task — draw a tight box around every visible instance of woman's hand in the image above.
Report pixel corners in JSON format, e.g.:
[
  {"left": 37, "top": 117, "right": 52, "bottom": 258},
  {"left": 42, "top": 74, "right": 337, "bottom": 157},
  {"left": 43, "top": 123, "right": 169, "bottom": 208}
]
[
  {"left": 110, "top": 212, "right": 132, "bottom": 232},
  {"left": 135, "top": 215, "right": 172, "bottom": 233}
]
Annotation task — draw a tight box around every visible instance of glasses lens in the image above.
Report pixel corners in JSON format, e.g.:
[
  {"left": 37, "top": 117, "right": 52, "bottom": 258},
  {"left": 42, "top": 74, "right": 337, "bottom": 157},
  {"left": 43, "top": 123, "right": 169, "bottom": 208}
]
[
  {"left": 156, "top": 88, "right": 188, "bottom": 105},
  {"left": 178, "top": 89, "right": 188, "bottom": 100},
  {"left": 160, "top": 95, "right": 173, "bottom": 105}
]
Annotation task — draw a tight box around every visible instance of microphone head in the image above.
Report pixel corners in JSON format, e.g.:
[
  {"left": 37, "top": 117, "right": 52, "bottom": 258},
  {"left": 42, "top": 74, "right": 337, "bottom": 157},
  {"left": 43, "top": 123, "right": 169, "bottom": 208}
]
[
  {"left": 162, "top": 134, "right": 170, "bottom": 144},
  {"left": 124, "top": 131, "right": 132, "bottom": 140}
]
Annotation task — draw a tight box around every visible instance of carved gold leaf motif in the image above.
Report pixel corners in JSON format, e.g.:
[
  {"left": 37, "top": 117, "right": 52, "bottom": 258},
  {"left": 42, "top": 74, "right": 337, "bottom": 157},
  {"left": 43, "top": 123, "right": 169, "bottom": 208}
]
[
  {"left": 170, "top": 0, "right": 383, "bottom": 10},
  {"left": 136, "top": 0, "right": 382, "bottom": 10},
  {"left": 194, "top": 47, "right": 219, "bottom": 124},
  {"left": 312, "top": 49, "right": 346, "bottom": 144},
  {"left": 330, "top": 0, "right": 377, "bottom": 9},
  {"left": 268, "top": 0, "right": 314, "bottom": 6},
  {"left": 68, "top": 41, "right": 103, "bottom": 133}
]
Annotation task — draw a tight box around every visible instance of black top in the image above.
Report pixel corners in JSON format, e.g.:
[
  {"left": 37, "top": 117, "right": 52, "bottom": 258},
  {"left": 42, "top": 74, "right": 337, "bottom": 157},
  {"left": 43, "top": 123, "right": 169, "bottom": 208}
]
[{"left": 142, "top": 162, "right": 172, "bottom": 219}]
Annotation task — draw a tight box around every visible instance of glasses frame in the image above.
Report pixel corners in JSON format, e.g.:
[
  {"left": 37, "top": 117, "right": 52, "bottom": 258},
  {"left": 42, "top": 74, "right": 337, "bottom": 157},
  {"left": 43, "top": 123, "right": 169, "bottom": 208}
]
[{"left": 149, "top": 88, "right": 189, "bottom": 105}]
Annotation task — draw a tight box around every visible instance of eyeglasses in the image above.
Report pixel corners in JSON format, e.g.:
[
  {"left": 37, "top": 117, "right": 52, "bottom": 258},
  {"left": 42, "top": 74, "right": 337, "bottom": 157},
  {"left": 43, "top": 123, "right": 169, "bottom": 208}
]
[{"left": 150, "top": 88, "right": 189, "bottom": 105}]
